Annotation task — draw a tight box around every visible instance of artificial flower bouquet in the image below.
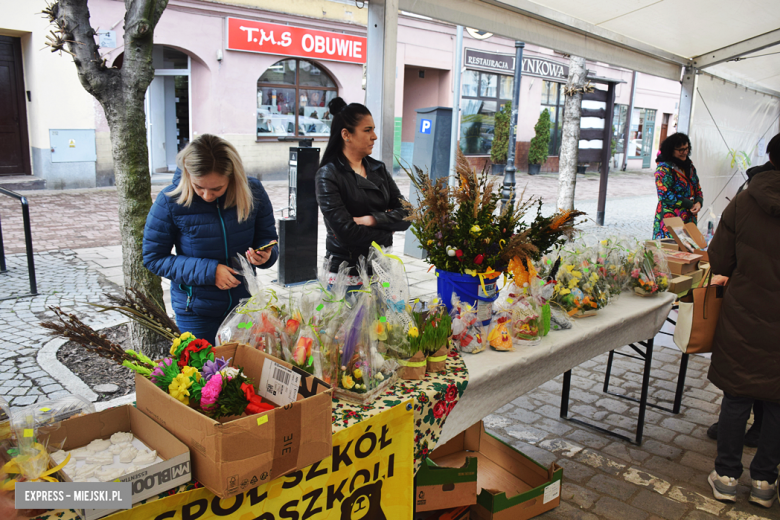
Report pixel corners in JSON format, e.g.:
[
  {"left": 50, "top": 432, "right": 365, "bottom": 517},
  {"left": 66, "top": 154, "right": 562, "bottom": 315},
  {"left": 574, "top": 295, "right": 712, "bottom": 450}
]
[
  {"left": 551, "top": 247, "right": 610, "bottom": 317},
  {"left": 506, "top": 283, "right": 543, "bottom": 345},
  {"left": 596, "top": 238, "right": 632, "bottom": 299},
  {"left": 142, "top": 332, "right": 274, "bottom": 419},
  {"left": 403, "top": 151, "right": 540, "bottom": 312},
  {"left": 215, "top": 255, "right": 283, "bottom": 357},
  {"left": 281, "top": 291, "right": 321, "bottom": 377},
  {"left": 449, "top": 295, "right": 486, "bottom": 354},
  {"left": 629, "top": 242, "right": 671, "bottom": 297},
  {"left": 334, "top": 259, "right": 398, "bottom": 404}
]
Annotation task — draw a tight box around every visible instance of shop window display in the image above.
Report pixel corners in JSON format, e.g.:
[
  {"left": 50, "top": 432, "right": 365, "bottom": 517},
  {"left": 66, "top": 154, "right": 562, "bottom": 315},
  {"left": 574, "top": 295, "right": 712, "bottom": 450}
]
[
  {"left": 460, "top": 71, "right": 511, "bottom": 155},
  {"left": 257, "top": 59, "right": 338, "bottom": 138},
  {"left": 541, "top": 81, "right": 564, "bottom": 156}
]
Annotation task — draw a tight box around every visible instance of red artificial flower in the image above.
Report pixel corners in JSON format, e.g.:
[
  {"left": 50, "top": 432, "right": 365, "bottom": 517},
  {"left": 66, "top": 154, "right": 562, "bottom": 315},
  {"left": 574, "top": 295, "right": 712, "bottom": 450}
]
[
  {"left": 445, "top": 385, "right": 459, "bottom": 402},
  {"left": 241, "top": 382, "right": 274, "bottom": 414},
  {"left": 474, "top": 254, "right": 484, "bottom": 265},
  {"left": 455, "top": 249, "right": 463, "bottom": 261},
  {"left": 178, "top": 339, "right": 214, "bottom": 368},
  {"left": 433, "top": 401, "right": 447, "bottom": 419}
]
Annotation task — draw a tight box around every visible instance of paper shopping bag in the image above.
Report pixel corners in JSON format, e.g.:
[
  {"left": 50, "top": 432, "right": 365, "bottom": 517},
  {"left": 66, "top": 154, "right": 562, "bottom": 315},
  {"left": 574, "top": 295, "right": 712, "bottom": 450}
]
[{"left": 673, "top": 281, "right": 724, "bottom": 354}]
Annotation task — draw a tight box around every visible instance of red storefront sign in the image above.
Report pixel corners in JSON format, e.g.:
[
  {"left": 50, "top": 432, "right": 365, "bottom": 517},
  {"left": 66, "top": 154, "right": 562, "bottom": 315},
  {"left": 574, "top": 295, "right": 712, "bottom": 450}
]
[{"left": 226, "top": 18, "right": 367, "bottom": 64}]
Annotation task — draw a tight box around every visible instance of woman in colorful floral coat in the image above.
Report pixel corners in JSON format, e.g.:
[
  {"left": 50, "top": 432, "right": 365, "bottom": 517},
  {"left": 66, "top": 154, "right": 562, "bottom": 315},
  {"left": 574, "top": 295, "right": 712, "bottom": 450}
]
[{"left": 652, "top": 133, "right": 703, "bottom": 238}]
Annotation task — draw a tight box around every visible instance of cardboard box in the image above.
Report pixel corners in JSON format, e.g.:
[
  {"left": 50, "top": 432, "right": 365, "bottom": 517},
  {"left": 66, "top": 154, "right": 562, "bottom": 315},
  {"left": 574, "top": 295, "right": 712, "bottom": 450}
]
[
  {"left": 665, "top": 251, "right": 704, "bottom": 264},
  {"left": 689, "top": 269, "right": 704, "bottom": 289},
  {"left": 428, "top": 422, "right": 562, "bottom": 520},
  {"left": 668, "top": 275, "right": 693, "bottom": 294},
  {"left": 663, "top": 217, "right": 709, "bottom": 261},
  {"left": 667, "top": 259, "right": 698, "bottom": 276},
  {"left": 659, "top": 239, "right": 680, "bottom": 251},
  {"left": 136, "top": 343, "right": 333, "bottom": 499},
  {"left": 44, "top": 405, "right": 191, "bottom": 520},
  {"left": 416, "top": 454, "right": 477, "bottom": 512},
  {"left": 416, "top": 506, "right": 471, "bottom": 520}
]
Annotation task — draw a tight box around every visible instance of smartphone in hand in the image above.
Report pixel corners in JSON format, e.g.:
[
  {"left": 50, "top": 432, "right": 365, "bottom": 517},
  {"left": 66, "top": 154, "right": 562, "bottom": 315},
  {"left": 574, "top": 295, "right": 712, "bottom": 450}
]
[{"left": 253, "top": 240, "right": 278, "bottom": 253}]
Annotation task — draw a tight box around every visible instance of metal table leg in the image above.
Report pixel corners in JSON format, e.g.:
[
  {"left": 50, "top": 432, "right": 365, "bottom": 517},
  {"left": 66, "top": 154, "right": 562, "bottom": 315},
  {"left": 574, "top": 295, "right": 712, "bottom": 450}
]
[{"left": 560, "top": 339, "right": 656, "bottom": 445}]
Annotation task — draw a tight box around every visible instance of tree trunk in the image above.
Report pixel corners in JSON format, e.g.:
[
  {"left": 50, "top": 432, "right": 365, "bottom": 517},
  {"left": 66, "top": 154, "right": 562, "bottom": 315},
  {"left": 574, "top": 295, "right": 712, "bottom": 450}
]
[
  {"left": 105, "top": 99, "right": 168, "bottom": 358},
  {"left": 51, "top": 0, "right": 169, "bottom": 357},
  {"left": 556, "top": 55, "right": 587, "bottom": 211}
]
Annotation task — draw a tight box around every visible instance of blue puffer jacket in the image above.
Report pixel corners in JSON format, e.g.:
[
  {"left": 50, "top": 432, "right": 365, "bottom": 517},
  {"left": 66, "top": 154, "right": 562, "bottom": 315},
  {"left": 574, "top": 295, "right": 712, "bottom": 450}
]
[{"left": 143, "top": 170, "right": 278, "bottom": 319}]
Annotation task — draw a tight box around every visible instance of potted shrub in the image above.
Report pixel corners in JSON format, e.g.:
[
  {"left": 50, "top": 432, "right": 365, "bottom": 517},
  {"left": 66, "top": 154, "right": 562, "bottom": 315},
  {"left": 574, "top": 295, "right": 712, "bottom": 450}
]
[
  {"left": 527, "top": 109, "right": 551, "bottom": 175},
  {"left": 490, "top": 102, "right": 511, "bottom": 175}
]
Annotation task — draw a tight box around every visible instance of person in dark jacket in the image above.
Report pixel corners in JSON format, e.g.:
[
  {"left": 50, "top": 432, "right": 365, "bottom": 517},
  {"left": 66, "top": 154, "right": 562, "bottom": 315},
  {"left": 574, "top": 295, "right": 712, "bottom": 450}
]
[
  {"left": 314, "top": 97, "right": 410, "bottom": 289},
  {"left": 706, "top": 133, "right": 780, "bottom": 508},
  {"left": 736, "top": 160, "right": 774, "bottom": 194},
  {"left": 653, "top": 133, "right": 704, "bottom": 238},
  {"left": 143, "top": 134, "right": 278, "bottom": 344}
]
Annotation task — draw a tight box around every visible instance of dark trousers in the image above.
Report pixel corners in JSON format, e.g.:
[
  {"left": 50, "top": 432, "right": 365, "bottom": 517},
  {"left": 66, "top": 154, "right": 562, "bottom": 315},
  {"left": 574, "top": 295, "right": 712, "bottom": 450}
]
[
  {"left": 715, "top": 393, "right": 780, "bottom": 482},
  {"left": 174, "top": 313, "right": 226, "bottom": 346}
]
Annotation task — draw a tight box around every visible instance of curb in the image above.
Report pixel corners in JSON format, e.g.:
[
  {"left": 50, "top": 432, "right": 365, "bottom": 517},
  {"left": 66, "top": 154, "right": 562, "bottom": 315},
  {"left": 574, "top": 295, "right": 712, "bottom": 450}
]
[{"left": 37, "top": 316, "right": 130, "bottom": 404}]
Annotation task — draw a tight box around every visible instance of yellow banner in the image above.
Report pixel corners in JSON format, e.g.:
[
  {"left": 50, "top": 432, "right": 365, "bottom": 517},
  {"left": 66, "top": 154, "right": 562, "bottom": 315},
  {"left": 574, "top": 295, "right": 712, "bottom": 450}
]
[{"left": 105, "top": 401, "right": 414, "bottom": 520}]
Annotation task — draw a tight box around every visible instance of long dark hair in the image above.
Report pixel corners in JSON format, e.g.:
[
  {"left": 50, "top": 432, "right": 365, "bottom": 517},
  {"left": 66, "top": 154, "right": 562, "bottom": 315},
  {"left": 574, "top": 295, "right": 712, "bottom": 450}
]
[
  {"left": 657, "top": 132, "right": 692, "bottom": 174},
  {"left": 320, "top": 97, "right": 372, "bottom": 167}
]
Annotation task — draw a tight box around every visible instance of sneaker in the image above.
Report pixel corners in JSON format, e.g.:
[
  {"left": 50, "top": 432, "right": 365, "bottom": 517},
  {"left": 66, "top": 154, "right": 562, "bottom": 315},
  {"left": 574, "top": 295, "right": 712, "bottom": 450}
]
[
  {"left": 744, "top": 425, "right": 761, "bottom": 448},
  {"left": 707, "top": 422, "right": 718, "bottom": 440},
  {"left": 708, "top": 471, "right": 738, "bottom": 503},
  {"left": 749, "top": 479, "right": 777, "bottom": 508}
]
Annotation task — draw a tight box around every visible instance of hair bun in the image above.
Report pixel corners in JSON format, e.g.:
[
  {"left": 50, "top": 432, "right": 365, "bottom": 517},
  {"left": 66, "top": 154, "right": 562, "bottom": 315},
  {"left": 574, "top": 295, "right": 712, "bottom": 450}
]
[{"left": 328, "top": 97, "right": 347, "bottom": 115}]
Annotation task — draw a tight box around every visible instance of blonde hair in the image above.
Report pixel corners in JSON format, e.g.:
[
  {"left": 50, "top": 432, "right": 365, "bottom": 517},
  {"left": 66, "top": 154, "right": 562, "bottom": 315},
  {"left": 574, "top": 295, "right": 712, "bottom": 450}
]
[{"left": 169, "top": 134, "right": 254, "bottom": 222}]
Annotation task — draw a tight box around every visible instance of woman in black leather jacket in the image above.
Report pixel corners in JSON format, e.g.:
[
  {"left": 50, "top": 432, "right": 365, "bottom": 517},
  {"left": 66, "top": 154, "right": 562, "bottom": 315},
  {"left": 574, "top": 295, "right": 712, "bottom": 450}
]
[{"left": 315, "top": 97, "right": 410, "bottom": 288}]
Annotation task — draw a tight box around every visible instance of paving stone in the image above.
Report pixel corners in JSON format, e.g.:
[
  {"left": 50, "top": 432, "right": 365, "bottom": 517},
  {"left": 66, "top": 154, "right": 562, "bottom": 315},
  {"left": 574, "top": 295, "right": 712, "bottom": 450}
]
[
  {"left": 534, "top": 417, "right": 574, "bottom": 436},
  {"left": 602, "top": 442, "right": 652, "bottom": 464},
  {"left": 504, "top": 407, "right": 542, "bottom": 424},
  {"left": 642, "top": 439, "right": 683, "bottom": 459},
  {"left": 541, "top": 500, "right": 600, "bottom": 520},
  {"left": 587, "top": 473, "right": 639, "bottom": 500},
  {"left": 592, "top": 497, "right": 649, "bottom": 520},
  {"left": 7, "top": 387, "right": 27, "bottom": 396},
  {"left": 26, "top": 370, "right": 49, "bottom": 380},
  {"left": 630, "top": 489, "right": 688, "bottom": 520},
  {"left": 561, "top": 481, "right": 600, "bottom": 509},
  {"left": 673, "top": 434, "right": 718, "bottom": 458},
  {"left": 679, "top": 451, "right": 716, "bottom": 474},
  {"left": 41, "top": 384, "right": 64, "bottom": 393},
  {"left": 11, "top": 396, "right": 38, "bottom": 406},
  {"left": 642, "top": 456, "right": 699, "bottom": 482},
  {"left": 576, "top": 449, "right": 627, "bottom": 476},
  {"left": 556, "top": 458, "right": 597, "bottom": 483},
  {"left": 505, "top": 424, "right": 549, "bottom": 444}
]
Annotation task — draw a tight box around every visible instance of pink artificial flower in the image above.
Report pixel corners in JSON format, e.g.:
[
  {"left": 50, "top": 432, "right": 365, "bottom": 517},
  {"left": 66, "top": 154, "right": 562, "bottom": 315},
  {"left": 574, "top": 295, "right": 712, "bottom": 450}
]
[
  {"left": 200, "top": 373, "right": 223, "bottom": 411},
  {"left": 631, "top": 268, "right": 640, "bottom": 278}
]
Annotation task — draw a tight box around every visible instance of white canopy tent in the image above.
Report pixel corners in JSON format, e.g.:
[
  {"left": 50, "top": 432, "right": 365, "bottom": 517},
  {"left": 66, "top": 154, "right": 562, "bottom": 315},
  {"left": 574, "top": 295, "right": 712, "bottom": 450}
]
[{"left": 365, "top": 0, "right": 780, "bottom": 220}]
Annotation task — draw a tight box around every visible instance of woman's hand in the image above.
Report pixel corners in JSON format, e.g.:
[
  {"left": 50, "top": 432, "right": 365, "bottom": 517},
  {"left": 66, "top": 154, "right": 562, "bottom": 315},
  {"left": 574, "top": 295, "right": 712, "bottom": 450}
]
[
  {"left": 215, "top": 264, "right": 241, "bottom": 290},
  {"left": 246, "top": 247, "right": 272, "bottom": 266},
  {"left": 711, "top": 275, "right": 729, "bottom": 286},
  {"left": 691, "top": 201, "right": 702, "bottom": 214},
  {"left": 353, "top": 215, "right": 377, "bottom": 227}
]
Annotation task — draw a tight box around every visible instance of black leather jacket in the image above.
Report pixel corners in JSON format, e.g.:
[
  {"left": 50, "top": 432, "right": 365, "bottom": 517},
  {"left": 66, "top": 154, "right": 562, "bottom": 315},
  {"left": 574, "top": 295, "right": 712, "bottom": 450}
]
[{"left": 315, "top": 154, "right": 410, "bottom": 272}]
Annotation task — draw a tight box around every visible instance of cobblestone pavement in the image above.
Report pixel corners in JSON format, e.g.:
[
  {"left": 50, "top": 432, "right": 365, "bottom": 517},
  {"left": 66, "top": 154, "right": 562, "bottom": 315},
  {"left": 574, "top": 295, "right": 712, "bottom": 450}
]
[
  {"left": 3, "top": 173, "right": 778, "bottom": 519},
  {"left": 0, "top": 250, "right": 121, "bottom": 408}
]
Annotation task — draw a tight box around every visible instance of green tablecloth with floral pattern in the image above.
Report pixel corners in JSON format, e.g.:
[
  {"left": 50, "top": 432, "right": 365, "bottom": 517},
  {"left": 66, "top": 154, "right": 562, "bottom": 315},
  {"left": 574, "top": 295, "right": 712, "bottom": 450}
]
[
  {"left": 332, "top": 349, "right": 469, "bottom": 471},
  {"left": 31, "top": 351, "right": 468, "bottom": 520}
]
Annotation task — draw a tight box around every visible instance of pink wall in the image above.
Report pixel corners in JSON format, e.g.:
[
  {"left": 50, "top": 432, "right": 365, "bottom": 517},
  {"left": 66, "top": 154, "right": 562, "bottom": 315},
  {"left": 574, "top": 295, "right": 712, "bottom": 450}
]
[{"left": 401, "top": 67, "right": 447, "bottom": 141}]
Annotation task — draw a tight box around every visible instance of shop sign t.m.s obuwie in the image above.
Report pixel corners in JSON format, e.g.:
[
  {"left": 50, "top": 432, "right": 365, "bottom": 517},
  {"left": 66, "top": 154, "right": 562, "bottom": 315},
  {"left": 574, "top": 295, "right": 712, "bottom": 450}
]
[
  {"left": 464, "top": 48, "right": 569, "bottom": 82},
  {"left": 227, "top": 18, "right": 367, "bottom": 64}
]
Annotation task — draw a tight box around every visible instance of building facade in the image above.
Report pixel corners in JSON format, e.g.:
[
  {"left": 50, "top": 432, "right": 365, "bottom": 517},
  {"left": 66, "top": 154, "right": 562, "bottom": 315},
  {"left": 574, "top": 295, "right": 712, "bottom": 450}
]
[{"left": 0, "top": 0, "right": 681, "bottom": 189}]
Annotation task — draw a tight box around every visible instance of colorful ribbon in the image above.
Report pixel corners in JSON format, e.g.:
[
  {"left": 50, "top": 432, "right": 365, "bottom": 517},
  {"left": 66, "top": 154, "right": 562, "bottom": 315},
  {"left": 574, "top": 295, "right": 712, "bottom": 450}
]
[
  {"left": 398, "top": 359, "right": 427, "bottom": 368},
  {"left": 463, "top": 266, "right": 501, "bottom": 296},
  {"left": 1, "top": 447, "right": 71, "bottom": 490},
  {"left": 426, "top": 355, "right": 448, "bottom": 363},
  {"left": 371, "top": 241, "right": 406, "bottom": 271}
]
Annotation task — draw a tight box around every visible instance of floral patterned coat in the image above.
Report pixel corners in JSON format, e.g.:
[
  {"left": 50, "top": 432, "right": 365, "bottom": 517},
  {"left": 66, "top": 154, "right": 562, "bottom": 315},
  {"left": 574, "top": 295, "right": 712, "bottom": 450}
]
[{"left": 653, "top": 160, "right": 703, "bottom": 239}]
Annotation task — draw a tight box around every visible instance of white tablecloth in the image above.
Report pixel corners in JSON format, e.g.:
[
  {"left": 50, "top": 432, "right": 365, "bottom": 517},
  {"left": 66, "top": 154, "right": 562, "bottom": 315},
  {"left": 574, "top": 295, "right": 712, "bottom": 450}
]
[{"left": 440, "top": 292, "right": 676, "bottom": 444}]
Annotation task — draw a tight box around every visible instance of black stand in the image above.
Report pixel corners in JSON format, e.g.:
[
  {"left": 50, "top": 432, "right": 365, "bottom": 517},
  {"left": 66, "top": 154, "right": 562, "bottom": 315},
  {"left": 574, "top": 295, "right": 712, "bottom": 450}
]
[{"left": 560, "top": 339, "right": 655, "bottom": 445}]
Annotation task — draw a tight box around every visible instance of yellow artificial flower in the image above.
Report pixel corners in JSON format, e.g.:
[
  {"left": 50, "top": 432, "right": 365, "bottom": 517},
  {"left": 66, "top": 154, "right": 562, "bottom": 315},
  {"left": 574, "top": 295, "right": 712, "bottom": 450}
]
[
  {"left": 559, "top": 288, "right": 571, "bottom": 295},
  {"left": 354, "top": 368, "right": 363, "bottom": 380},
  {"left": 170, "top": 332, "right": 194, "bottom": 355},
  {"left": 370, "top": 320, "right": 388, "bottom": 341},
  {"left": 590, "top": 273, "right": 599, "bottom": 284},
  {"left": 571, "top": 270, "right": 582, "bottom": 279},
  {"left": 341, "top": 375, "right": 355, "bottom": 390},
  {"left": 469, "top": 225, "right": 482, "bottom": 236},
  {"left": 427, "top": 239, "right": 434, "bottom": 245},
  {"left": 168, "top": 374, "right": 193, "bottom": 405},
  {"left": 568, "top": 278, "right": 578, "bottom": 289},
  {"left": 181, "top": 365, "right": 200, "bottom": 382},
  {"left": 376, "top": 372, "right": 385, "bottom": 381},
  {"left": 408, "top": 326, "right": 419, "bottom": 338}
]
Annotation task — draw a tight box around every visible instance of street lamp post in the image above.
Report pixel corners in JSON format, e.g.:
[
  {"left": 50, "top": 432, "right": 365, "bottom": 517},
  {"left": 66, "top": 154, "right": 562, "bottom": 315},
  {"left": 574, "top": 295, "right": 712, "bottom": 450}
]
[{"left": 501, "top": 41, "right": 525, "bottom": 208}]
